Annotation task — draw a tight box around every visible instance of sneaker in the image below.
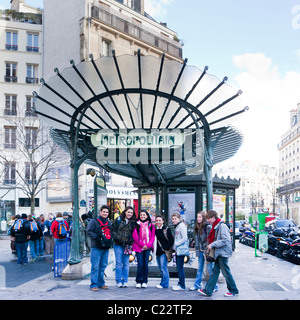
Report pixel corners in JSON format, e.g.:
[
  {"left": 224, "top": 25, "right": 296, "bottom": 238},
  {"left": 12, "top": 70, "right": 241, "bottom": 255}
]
[
  {"left": 141, "top": 283, "right": 147, "bottom": 288},
  {"left": 123, "top": 283, "right": 128, "bottom": 288},
  {"left": 189, "top": 286, "right": 199, "bottom": 291},
  {"left": 117, "top": 283, "right": 123, "bottom": 288},
  {"left": 136, "top": 283, "right": 142, "bottom": 288},
  {"left": 224, "top": 292, "right": 238, "bottom": 297},
  {"left": 156, "top": 284, "right": 164, "bottom": 289},
  {"left": 198, "top": 289, "right": 208, "bottom": 296},
  {"left": 172, "top": 285, "right": 184, "bottom": 291}
]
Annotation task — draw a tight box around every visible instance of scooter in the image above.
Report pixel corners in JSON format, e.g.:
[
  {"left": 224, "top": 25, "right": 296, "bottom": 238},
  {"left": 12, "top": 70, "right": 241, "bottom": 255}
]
[
  {"left": 282, "top": 237, "right": 300, "bottom": 264},
  {"left": 239, "top": 227, "right": 256, "bottom": 248}
]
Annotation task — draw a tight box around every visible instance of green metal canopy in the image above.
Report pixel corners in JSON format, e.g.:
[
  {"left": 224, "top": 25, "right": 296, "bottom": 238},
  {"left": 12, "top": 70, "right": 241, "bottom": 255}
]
[{"left": 33, "top": 52, "right": 248, "bottom": 264}]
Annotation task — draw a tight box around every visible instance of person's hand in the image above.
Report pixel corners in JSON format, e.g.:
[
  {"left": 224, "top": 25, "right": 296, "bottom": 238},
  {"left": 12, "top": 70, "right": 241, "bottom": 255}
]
[
  {"left": 142, "top": 245, "right": 148, "bottom": 250},
  {"left": 207, "top": 244, "right": 212, "bottom": 251}
]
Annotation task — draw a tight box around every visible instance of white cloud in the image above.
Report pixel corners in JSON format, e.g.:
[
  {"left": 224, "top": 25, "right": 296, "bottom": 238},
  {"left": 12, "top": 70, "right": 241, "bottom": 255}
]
[
  {"left": 227, "top": 53, "right": 300, "bottom": 167},
  {"left": 144, "top": 0, "right": 174, "bottom": 20}
]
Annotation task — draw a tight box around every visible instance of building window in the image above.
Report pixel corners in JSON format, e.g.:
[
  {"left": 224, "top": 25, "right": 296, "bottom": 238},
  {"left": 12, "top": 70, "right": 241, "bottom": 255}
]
[
  {"left": 5, "top": 63, "right": 17, "bottom": 83},
  {"left": 4, "top": 95, "right": 17, "bottom": 115},
  {"left": 25, "top": 96, "right": 37, "bottom": 117},
  {"left": 6, "top": 31, "right": 18, "bottom": 51},
  {"left": 27, "top": 33, "right": 39, "bottom": 52},
  {"left": 25, "top": 162, "right": 37, "bottom": 184},
  {"left": 4, "top": 162, "right": 16, "bottom": 184},
  {"left": 4, "top": 126, "right": 16, "bottom": 149},
  {"left": 101, "top": 39, "right": 111, "bottom": 57},
  {"left": 26, "top": 64, "right": 39, "bottom": 84},
  {"left": 25, "top": 127, "right": 38, "bottom": 149}
]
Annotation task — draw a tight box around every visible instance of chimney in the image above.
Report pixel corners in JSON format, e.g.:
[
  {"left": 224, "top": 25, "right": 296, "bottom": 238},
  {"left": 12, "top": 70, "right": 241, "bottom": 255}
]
[{"left": 10, "top": 0, "right": 24, "bottom": 12}]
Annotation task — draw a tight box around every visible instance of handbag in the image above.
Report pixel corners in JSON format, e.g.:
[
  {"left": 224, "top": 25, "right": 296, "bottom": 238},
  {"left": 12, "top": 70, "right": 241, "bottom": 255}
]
[
  {"left": 157, "top": 238, "right": 173, "bottom": 262},
  {"left": 176, "top": 241, "right": 189, "bottom": 256},
  {"left": 205, "top": 247, "right": 215, "bottom": 262},
  {"left": 124, "top": 244, "right": 133, "bottom": 255}
]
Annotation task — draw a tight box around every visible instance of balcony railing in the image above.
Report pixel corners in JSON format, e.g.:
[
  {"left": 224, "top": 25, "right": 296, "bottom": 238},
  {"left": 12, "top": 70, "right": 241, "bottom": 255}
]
[
  {"left": 278, "top": 126, "right": 300, "bottom": 150},
  {"left": 4, "top": 76, "right": 17, "bottom": 83},
  {"left": 91, "top": 5, "right": 183, "bottom": 59},
  {"left": 26, "top": 77, "right": 39, "bottom": 84},
  {"left": 6, "top": 44, "right": 18, "bottom": 51},
  {"left": 3, "top": 179, "right": 16, "bottom": 185},
  {"left": 26, "top": 46, "right": 39, "bottom": 53},
  {"left": 4, "top": 108, "right": 17, "bottom": 116},
  {"left": 4, "top": 143, "right": 16, "bottom": 149}
]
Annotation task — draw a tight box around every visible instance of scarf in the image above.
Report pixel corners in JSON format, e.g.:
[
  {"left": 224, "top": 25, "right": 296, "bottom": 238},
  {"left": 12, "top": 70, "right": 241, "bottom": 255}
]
[
  {"left": 207, "top": 218, "right": 221, "bottom": 244},
  {"left": 139, "top": 220, "right": 149, "bottom": 244}
]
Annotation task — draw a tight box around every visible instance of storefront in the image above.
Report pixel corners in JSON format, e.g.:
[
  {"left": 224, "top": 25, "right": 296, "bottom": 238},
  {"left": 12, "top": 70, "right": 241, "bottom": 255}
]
[{"left": 106, "top": 186, "right": 138, "bottom": 220}]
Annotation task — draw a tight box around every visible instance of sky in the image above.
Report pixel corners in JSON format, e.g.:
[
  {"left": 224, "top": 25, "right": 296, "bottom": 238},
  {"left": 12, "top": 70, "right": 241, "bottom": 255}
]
[{"left": 1, "top": 0, "right": 300, "bottom": 168}]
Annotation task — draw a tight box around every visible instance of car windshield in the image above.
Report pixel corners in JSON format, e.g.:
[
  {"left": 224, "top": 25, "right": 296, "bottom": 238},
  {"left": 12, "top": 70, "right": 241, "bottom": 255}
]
[{"left": 276, "top": 220, "right": 296, "bottom": 228}]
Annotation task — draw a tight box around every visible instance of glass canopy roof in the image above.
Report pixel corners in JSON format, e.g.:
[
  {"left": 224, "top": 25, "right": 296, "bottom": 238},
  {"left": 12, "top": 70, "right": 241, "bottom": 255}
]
[{"left": 34, "top": 52, "right": 247, "bottom": 184}]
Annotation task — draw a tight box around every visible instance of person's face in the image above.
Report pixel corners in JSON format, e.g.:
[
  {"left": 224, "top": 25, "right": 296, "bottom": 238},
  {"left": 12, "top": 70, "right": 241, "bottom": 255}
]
[
  {"left": 139, "top": 212, "right": 148, "bottom": 221},
  {"left": 125, "top": 209, "right": 134, "bottom": 220},
  {"left": 172, "top": 215, "right": 180, "bottom": 225},
  {"left": 100, "top": 208, "right": 109, "bottom": 219},
  {"left": 156, "top": 217, "right": 163, "bottom": 228},
  {"left": 197, "top": 214, "right": 203, "bottom": 224}
]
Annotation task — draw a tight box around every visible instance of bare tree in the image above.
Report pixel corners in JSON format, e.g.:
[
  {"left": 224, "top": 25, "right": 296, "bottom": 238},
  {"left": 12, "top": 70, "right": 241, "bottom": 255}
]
[{"left": 0, "top": 104, "right": 65, "bottom": 214}]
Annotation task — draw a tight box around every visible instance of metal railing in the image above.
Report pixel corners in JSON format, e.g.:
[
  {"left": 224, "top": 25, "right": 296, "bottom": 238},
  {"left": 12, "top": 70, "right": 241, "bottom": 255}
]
[{"left": 91, "top": 5, "right": 183, "bottom": 59}]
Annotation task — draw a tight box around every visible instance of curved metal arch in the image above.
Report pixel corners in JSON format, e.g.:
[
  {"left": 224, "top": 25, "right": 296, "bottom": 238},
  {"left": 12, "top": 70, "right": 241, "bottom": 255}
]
[{"left": 69, "top": 87, "right": 211, "bottom": 140}]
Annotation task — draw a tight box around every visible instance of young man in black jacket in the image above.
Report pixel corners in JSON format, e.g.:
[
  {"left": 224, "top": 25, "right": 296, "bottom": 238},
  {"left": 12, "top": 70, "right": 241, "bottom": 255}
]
[
  {"left": 87, "top": 205, "right": 112, "bottom": 291},
  {"left": 11, "top": 213, "right": 31, "bottom": 265}
]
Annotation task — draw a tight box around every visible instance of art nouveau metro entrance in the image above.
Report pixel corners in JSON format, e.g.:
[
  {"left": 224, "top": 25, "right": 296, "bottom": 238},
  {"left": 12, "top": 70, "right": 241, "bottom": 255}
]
[{"left": 34, "top": 51, "right": 248, "bottom": 265}]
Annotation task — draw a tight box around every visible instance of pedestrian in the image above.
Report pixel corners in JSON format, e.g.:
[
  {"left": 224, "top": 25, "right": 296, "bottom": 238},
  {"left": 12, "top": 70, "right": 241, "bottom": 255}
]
[
  {"left": 27, "top": 215, "right": 43, "bottom": 262},
  {"left": 81, "top": 213, "right": 91, "bottom": 255},
  {"left": 11, "top": 213, "right": 31, "bottom": 265},
  {"left": 37, "top": 214, "right": 45, "bottom": 256},
  {"left": 189, "top": 211, "right": 218, "bottom": 292},
  {"left": 87, "top": 205, "right": 112, "bottom": 291},
  {"left": 63, "top": 211, "right": 72, "bottom": 240},
  {"left": 198, "top": 210, "right": 239, "bottom": 298},
  {"left": 172, "top": 212, "right": 189, "bottom": 291},
  {"left": 51, "top": 212, "right": 69, "bottom": 244},
  {"left": 7, "top": 215, "right": 18, "bottom": 255},
  {"left": 155, "top": 215, "right": 174, "bottom": 289},
  {"left": 112, "top": 206, "right": 136, "bottom": 288},
  {"left": 43, "top": 213, "right": 54, "bottom": 254},
  {"left": 132, "top": 210, "right": 155, "bottom": 288}
]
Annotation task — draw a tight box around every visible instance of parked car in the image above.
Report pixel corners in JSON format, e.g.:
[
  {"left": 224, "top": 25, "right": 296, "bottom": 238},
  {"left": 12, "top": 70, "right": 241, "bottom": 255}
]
[{"left": 265, "top": 218, "right": 297, "bottom": 231}]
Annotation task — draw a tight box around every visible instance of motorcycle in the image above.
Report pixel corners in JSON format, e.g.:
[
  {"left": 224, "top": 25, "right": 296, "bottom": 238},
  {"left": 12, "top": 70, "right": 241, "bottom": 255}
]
[
  {"left": 239, "top": 226, "right": 257, "bottom": 248},
  {"left": 281, "top": 236, "right": 300, "bottom": 265}
]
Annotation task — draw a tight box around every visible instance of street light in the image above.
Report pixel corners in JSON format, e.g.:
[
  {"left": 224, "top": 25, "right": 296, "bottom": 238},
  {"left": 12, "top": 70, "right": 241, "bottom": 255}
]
[{"left": 86, "top": 168, "right": 107, "bottom": 218}]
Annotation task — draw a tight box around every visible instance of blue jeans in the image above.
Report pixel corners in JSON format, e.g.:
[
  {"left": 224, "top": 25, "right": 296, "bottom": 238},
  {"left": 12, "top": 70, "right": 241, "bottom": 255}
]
[
  {"left": 136, "top": 249, "right": 151, "bottom": 284},
  {"left": 29, "top": 239, "right": 39, "bottom": 259},
  {"left": 38, "top": 237, "right": 44, "bottom": 255},
  {"left": 15, "top": 242, "right": 28, "bottom": 264},
  {"left": 90, "top": 247, "right": 109, "bottom": 288},
  {"left": 204, "top": 256, "right": 238, "bottom": 296},
  {"left": 114, "top": 244, "right": 130, "bottom": 285},
  {"left": 175, "top": 255, "right": 185, "bottom": 289},
  {"left": 156, "top": 253, "right": 169, "bottom": 288},
  {"left": 193, "top": 252, "right": 218, "bottom": 290}
]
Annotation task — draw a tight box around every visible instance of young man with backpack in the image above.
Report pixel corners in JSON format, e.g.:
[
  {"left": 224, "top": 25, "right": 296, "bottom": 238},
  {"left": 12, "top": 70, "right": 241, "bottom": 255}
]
[
  {"left": 87, "top": 205, "right": 112, "bottom": 291},
  {"left": 11, "top": 213, "right": 31, "bottom": 265},
  {"left": 51, "top": 212, "right": 69, "bottom": 244},
  {"left": 27, "top": 215, "right": 43, "bottom": 262}
]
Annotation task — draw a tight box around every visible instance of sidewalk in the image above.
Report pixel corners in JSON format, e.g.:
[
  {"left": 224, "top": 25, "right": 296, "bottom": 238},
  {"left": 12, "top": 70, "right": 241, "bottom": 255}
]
[{"left": 0, "top": 237, "right": 300, "bottom": 301}]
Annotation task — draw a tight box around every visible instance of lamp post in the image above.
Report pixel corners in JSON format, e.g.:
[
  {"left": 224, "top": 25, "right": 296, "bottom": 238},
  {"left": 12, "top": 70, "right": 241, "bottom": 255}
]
[{"left": 86, "top": 168, "right": 107, "bottom": 218}]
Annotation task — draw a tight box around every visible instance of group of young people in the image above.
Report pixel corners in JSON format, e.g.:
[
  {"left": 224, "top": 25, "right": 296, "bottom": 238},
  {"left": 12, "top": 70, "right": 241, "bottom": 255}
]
[{"left": 86, "top": 205, "right": 239, "bottom": 297}]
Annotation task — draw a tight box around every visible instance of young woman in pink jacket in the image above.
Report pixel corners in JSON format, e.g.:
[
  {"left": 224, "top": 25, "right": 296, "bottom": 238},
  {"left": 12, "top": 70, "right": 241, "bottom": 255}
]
[{"left": 132, "top": 210, "right": 155, "bottom": 288}]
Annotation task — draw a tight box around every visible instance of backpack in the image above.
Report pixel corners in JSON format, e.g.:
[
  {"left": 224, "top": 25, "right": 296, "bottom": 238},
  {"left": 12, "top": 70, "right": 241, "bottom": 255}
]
[
  {"left": 30, "top": 220, "right": 38, "bottom": 233},
  {"left": 14, "top": 219, "right": 24, "bottom": 233},
  {"left": 57, "top": 220, "right": 68, "bottom": 238},
  {"left": 95, "top": 218, "right": 112, "bottom": 249}
]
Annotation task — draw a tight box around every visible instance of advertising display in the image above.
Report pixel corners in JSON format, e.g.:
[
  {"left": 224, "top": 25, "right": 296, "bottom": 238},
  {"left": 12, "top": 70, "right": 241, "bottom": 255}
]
[{"left": 168, "top": 193, "right": 195, "bottom": 224}]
